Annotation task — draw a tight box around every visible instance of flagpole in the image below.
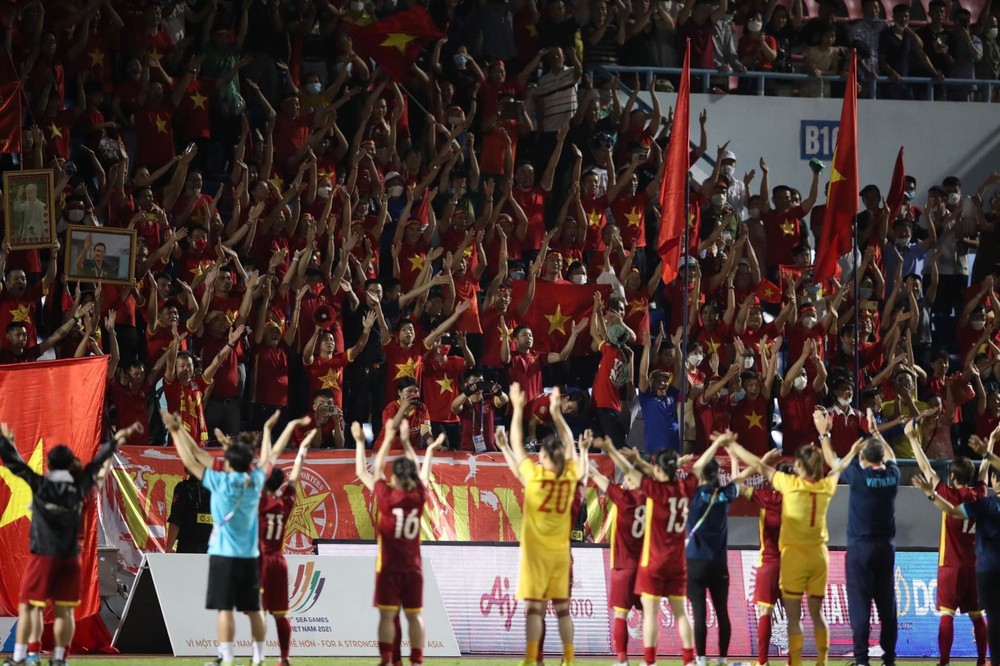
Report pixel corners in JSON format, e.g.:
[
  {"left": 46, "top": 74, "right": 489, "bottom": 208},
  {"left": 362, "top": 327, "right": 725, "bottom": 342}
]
[
  {"left": 680, "top": 169, "right": 690, "bottom": 446},
  {"left": 853, "top": 218, "right": 860, "bottom": 407}
]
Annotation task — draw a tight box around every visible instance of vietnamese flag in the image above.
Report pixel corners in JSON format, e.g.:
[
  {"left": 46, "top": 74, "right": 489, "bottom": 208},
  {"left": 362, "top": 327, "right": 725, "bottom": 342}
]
[
  {"left": 0, "top": 357, "right": 110, "bottom": 651},
  {"left": 657, "top": 40, "right": 691, "bottom": 286},
  {"left": 815, "top": 53, "right": 859, "bottom": 284},
  {"left": 756, "top": 278, "right": 783, "bottom": 304},
  {"left": 510, "top": 281, "right": 611, "bottom": 355},
  {"left": 0, "top": 49, "right": 21, "bottom": 154},
  {"left": 350, "top": 7, "right": 444, "bottom": 83},
  {"left": 885, "top": 146, "right": 906, "bottom": 220}
]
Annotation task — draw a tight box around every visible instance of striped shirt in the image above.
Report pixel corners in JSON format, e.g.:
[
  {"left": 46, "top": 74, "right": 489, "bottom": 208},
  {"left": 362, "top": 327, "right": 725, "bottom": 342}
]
[{"left": 533, "top": 67, "right": 580, "bottom": 132}]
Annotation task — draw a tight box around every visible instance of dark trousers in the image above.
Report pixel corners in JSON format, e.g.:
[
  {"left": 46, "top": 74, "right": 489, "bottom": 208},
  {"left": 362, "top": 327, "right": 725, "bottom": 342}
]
[
  {"left": 846, "top": 540, "right": 897, "bottom": 664},
  {"left": 431, "top": 421, "right": 462, "bottom": 451},
  {"left": 687, "top": 558, "right": 731, "bottom": 658},
  {"left": 205, "top": 396, "right": 242, "bottom": 440},
  {"left": 977, "top": 571, "right": 1000, "bottom": 666},
  {"left": 596, "top": 407, "right": 628, "bottom": 449},
  {"left": 345, "top": 362, "right": 386, "bottom": 438}
]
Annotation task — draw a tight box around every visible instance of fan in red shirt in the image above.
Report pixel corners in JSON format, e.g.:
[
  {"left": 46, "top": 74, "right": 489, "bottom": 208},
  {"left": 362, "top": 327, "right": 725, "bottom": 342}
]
[
  {"left": 786, "top": 287, "right": 849, "bottom": 363},
  {"left": 353, "top": 419, "right": 443, "bottom": 666},
  {"left": 250, "top": 284, "right": 305, "bottom": 430},
  {"left": 256, "top": 413, "right": 317, "bottom": 666},
  {"left": 501, "top": 315, "right": 589, "bottom": 404},
  {"left": 694, "top": 366, "right": 739, "bottom": 453},
  {"left": 291, "top": 390, "right": 346, "bottom": 450},
  {"left": 739, "top": 452, "right": 790, "bottom": 666},
  {"left": 591, "top": 295, "right": 636, "bottom": 448},
  {"left": 303, "top": 313, "right": 376, "bottom": 409},
  {"left": 590, "top": 463, "right": 646, "bottom": 666},
  {"left": 608, "top": 151, "right": 661, "bottom": 250},
  {"left": 376, "top": 378, "right": 434, "bottom": 450},
  {"left": 0, "top": 250, "right": 57, "bottom": 345},
  {"left": 580, "top": 172, "right": 609, "bottom": 253},
  {"left": 595, "top": 439, "right": 699, "bottom": 666},
  {"left": 758, "top": 160, "right": 819, "bottom": 273},
  {"left": 421, "top": 332, "right": 474, "bottom": 450},
  {"left": 730, "top": 340, "right": 779, "bottom": 456},
  {"left": 384, "top": 302, "right": 470, "bottom": 407},
  {"left": 450, "top": 368, "right": 510, "bottom": 453},
  {"left": 133, "top": 77, "right": 177, "bottom": 171},
  {"left": 777, "top": 339, "right": 827, "bottom": 456},
  {"left": 108, "top": 359, "right": 158, "bottom": 445},
  {"left": 910, "top": 430, "right": 991, "bottom": 666}
]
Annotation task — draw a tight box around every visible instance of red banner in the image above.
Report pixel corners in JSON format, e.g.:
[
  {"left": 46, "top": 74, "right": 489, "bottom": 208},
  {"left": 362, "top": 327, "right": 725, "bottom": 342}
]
[
  {"left": 101, "top": 448, "right": 765, "bottom": 571},
  {"left": 0, "top": 357, "right": 109, "bottom": 650}
]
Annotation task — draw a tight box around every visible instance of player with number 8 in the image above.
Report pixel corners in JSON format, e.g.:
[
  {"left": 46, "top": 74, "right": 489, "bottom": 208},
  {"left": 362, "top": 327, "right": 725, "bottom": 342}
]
[{"left": 353, "top": 417, "right": 443, "bottom": 666}]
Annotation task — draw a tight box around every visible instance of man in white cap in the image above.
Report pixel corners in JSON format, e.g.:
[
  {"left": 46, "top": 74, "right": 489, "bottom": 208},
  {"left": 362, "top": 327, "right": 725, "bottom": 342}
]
[{"left": 706, "top": 149, "right": 751, "bottom": 220}]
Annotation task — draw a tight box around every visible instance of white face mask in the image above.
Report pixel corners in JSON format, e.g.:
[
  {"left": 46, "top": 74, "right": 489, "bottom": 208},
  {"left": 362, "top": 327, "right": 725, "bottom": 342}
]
[
  {"left": 448, "top": 115, "right": 463, "bottom": 125},
  {"left": 988, "top": 27, "right": 998, "bottom": 39},
  {"left": 317, "top": 186, "right": 332, "bottom": 199},
  {"left": 792, "top": 375, "right": 808, "bottom": 390},
  {"left": 802, "top": 315, "right": 818, "bottom": 329},
  {"left": 571, "top": 273, "right": 587, "bottom": 285},
  {"left": 305, "top": 82, "right": 322, "bottom": 95},
  {"left": 972, "top": 320, "right": 986, "bottom": 331},
  {"left": 947, "top": 192, "right": 961, "bottom": 206},
  {"left": 721, "top": 164, "right": 735, "bottom": 178},
  {"left": 837, "top": 396, "right": 852, "bottom": 407},
  {"left": 688, "top": 353, "right": 704, "bottom": 367},
  {"left": 350, "top": 1, "right": 364, "bottom": 12},
  {"left": 387, "top": 185, "right": 404, "bottom": 198},
  {"left": 896, "top": 237, "right": 910, "bottom": 248},
  {"left": 748, "top": 19, "right": 763, "bottom": 32},
  {"left": 67, "top": 209, "right": 85, "bottom": 222},
  {"left": 711, "top": 193, "right": 727, "bottom": 207}
]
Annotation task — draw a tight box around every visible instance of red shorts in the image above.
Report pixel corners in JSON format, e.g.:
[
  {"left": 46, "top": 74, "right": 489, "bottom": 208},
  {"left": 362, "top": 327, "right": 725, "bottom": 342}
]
[
  {"left": 260, "top": 554, "right": 289, "bottom": 614},
  {"left": 937, "top": 565, "right": 980, "bottom": 614},
  {"left": 634, "top": 564, "right": 685, "bottom": 599},
  {"left": 609, "top": 567, "right": 641, "bottom": 611},
  {"left": 374, "top": 569, "right": 423, "bottom": 612},
  {"left": 754, "top": 559, "right": 782, "bottom": 607},
  {"left": 20, "top": 554, "right": 81, "bottom": 607}
]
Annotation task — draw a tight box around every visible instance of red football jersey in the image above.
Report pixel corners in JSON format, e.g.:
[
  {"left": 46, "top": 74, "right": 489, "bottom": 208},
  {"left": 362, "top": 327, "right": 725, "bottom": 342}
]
[
  {"left": 638, "top": 474, "right": 697, "bottom": 573},
  {"left": 383, "top": 340, "right": 424, "bottom": 404},
  {"left": 306, "top": 353, "right": 349, "bottom": 408},
  {"left": 375, "top": 479, "right": 426, "bottom": 573},
  {"left": 777, "top": 387, "right": 820, "bottom": 456},
  {"left": 507, "top": 350, "right": 546, "bottom": 403},
  {"left": 731, "top": 394, "right": 771, "bottom": 456},
  {"left": 607, "top": 484, "right": 645, "bottom": 570},
  {"left": 936, "top": 481, "right": 986, "bottom": 568},
  {"left": 259, "top": 490, "right": 296, "bottom": 556},
  {"left": 480, "top": 306, "right": 516, "bottom": 369},
  {"left": 593, "top": 343, "right": 626, "bottom": 411},
  {"left": 748, "top": 487, "right": 783, "bottom": 564}
]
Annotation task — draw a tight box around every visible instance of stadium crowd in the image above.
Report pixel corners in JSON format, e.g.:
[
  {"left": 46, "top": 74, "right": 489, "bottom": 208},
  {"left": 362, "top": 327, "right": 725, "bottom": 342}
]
[{"left": 0, "top": 0, "right": 997, "bottom": 464}]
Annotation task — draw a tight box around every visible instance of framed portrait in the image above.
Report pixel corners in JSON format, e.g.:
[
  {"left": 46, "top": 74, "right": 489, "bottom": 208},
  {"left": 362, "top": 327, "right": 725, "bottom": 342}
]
[
  {"left": 3, "top": 169, "right": 56, "bottom": 250},
  {"left": 64, "top": 225, "right": 137, "bottom": 286}
]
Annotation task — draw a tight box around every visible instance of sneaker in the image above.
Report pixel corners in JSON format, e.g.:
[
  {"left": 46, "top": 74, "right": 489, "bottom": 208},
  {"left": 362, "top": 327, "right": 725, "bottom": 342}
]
[
  {"left": 48, "top": 660, "right": 66, "bottom": 666},
  {"left": 3, "top": 659, "right": 26, "bottom": 666},
  {"left": 611, "top": 661, "right": 629, "bottom": 666},
  {"left": 25, "top": 657, "right": 40, "bottom": 666},
  {"left": 204, "top": 659, "right": 222, "bottom": 666}
]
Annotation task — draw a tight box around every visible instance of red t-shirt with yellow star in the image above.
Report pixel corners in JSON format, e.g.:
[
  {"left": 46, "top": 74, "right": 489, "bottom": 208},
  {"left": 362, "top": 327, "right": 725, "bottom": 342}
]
[
  {"left": 612, "top": 191, "right": 650, "bottom": 248},
  {"left": 623, "top": 287, "right": 649, "bottom": 335},
  {"left": 593, "top": 342, "right": 626, "bottom": 411},
  {"left": 731, "top": 394, "right": 770, "bottom": 456},
  {"left": 480, "top": 305, "right": 516, "bottom": 369},
  {"left": 163, "top": 376, "right": 211, "bottom": 444},
  {"left": 762, "top": 205, "right": 806, "bottom": 269},
  {"left": 454, "top": 273, "right": 482, "bottom": 333},
  {"left": 581, "top": 194, "right": 608, "bottom": 253},
  {"left": 0, "top": 280, "right": 46, "bottom": 346},
  {"left": 508, "top": 349, "right": 547, "bottom": 402},
  {"left": 384, "top": 340, "right": 424, "bottom": 403},
  {"left": 421, "top": 355, "right": 466, "bottom": 422},
  {"left": 398, "top": 238, "right": 430, "bottom": 293},
  {"left": 175, "top": 78, "right": 215, "bottom": 142},
  {"left": 134, "top": 103, "right": 176, "bottom": 169},
  {"left": 42, "top": 109, "right": 75, "bottom": 161},
  {"left": 510, "top": 185, "right": 547, "bottom": 251},
  {"left": 251, "top": 341, "right": 290, "bottom": 407},
  {"left": 694, "top": 321, "right": 732, "bottom": 369},
  {"left": 306, "top": 353, "right": 349, "bottom": 408}
]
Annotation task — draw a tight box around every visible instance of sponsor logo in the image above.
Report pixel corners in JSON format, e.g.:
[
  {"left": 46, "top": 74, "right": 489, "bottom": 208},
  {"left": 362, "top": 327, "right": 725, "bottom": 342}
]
[
  {"left": 480, "top": 575, "right": 519, "bottom": 631},
  {"left": 288, "top": 561, "right": 327, "bottom": 614}
]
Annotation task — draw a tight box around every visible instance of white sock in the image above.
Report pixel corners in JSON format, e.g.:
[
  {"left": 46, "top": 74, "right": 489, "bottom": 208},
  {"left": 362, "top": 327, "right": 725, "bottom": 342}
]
[
  {"left": 12, "top": 644, "right": 27, "bottom": 661},
  {"left": 53, "top": 646, "right": 66, "bottom": 660},
  {"left": 696, "top": 656, "right": 707, "bottom": 666},
  {"left": 252, "top": 640, "right": 265, "bottom": 663},
  {"left": 220, "top": 641, "right": 233, "bottom": 663}
]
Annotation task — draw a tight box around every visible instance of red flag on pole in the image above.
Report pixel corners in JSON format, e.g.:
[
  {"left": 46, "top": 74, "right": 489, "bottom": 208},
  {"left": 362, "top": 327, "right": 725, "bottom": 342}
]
[
  {"left": 509, "top": 280, "right": 610, "bottom": 355},
  {"left": 350, "top": 7, "right": 444, "bottom": 83},
  {"left": 885, "top": 146, "right": 906, "bottom": 220},
  {"left": 657, "top": 41, "right": 691, "bottom": 286},
  {"left": 814, "top": 53, "right": 859, "bottom": 284},
  {"left": 0, "top": 50, "right": 21, "bottom": 154},
  {"left": 0, "top": 357, "right": 110, "bottom": 650}
]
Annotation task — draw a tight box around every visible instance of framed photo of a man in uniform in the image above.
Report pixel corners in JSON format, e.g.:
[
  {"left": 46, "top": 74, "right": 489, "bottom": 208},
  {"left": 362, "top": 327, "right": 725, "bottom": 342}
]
[
  {"left": 64, "top": 225, "right": 136, "bottom": 286},
  {"left": 3, "top": 169, "right": 55, "bottom": 249}
]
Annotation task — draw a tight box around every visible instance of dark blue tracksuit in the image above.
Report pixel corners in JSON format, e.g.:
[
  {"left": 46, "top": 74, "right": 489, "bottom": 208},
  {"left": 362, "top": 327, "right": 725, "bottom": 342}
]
[{"left": 842, "top": 458, "right": 900, "bottom": 665}]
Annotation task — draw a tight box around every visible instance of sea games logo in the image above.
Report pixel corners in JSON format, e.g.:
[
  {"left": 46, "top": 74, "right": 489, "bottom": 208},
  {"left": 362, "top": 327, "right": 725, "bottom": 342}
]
[
  {"left": 282, "top": 466, "right": 335, "bottom": 554},
  {"left": 289, "top": 561, "right": 327, "bottom": 614}
]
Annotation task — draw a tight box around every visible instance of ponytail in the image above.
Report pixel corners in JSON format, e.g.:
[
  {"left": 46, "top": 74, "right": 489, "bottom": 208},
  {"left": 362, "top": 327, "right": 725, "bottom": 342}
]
[
  {"left": 654, "top": 450, "right": 679, "bottom": 482},
  {"left": 701, "top": 458, "right": 720, "bottom": 486},
  {"left": 392, "top": 457, "right": 419, "bottom": 491},
  {"left": 540, "top": 435, "right": 567, "bottom": 476},
  {"left": 796, "top": 445, "right": 825, "bottom": 481}
]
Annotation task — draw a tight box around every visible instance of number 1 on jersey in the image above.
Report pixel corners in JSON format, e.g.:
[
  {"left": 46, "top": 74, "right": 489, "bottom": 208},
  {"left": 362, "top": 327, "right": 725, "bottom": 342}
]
[{"left": 392, "top": 507, "right": 421, "bottom": 539}]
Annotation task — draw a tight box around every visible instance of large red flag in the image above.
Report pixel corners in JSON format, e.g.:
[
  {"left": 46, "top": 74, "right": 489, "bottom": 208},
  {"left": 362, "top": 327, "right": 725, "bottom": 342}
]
[
  {"left": 657, "top": 41, "right": 691, "bottom": 286},
  {"left": 815, "top": 53, "right": 859, "bottom": 284},
  {"left": 885, "top": 146, "right": 906, "bottom": 220},
  {"left": 0, "top": 357, "right": 110, "bottom": 650},
  {"left": 510, "top": 281, "right": 611, "bottom": 355},
  {"left": 350, "top": 7, "right": 444, "bottom": 83},
  {"left": 0, "top": 50, "right": 21, "bottom": 154}
]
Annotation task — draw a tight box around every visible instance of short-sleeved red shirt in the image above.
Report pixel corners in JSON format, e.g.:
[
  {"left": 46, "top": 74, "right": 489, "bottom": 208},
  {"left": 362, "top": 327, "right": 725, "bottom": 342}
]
[
  {"left": 375, "top": 401, "right": 432, "bottom": 450},
  {"left": 612, "top": 191, "right": 650, "bottom": 248},
  {"left": 0, "top": 281, "right": 46, "bottom": 345},
  {"left": 731, "top": 394, "right": 771, "bottom": 456},
  {"left": 639, "top": 474, "right": 698, "bottom": 573},
  {"left": 259, "top": 491, "right": 296, "bottom": 556},
  {"left": 747, "top": 487, "right": 783, "bottom": 563},
  {"left": 421, "top": 356, "right": 465, "bottom": 422},
  {"left": 936, "top": 480, "right": 985, "bottom": 568},
  {"left": 163, "top": 376, "right": 210, "bottom": 444},
  {"left": 777, "top": 387, "right": 820, "bottom": 456},
  {"left": 375, "top": 479, "right": 426, "bottom": 572},
  {"left": 762, "top": 205, "right": 806, "bottom": 268},
  {"left": 306, "top": 353, "right": 349, "bottom": 408},
  {"left": 456, "top": 397, "right": 498, "bottom": 452},
  {"left": 607, "top": 483, "right": 645, "bottom": 570},
  {"left": 593, "top": 343, "right": 626, "bottom": 412},
  {"left": 384, "top": 340, "right": 425, "bottom": 403},
  {"left": 251, "top": 342, "right": 290, "bottom": 406},
  {"left": 108, "top": 381, "right": 151, "bottom": 444}
]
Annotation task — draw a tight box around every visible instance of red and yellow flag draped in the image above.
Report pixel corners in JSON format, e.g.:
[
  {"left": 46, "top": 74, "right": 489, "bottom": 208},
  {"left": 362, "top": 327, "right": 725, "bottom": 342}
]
[{"left": 0, "top": 357, "right": 110, "bottom": 650}]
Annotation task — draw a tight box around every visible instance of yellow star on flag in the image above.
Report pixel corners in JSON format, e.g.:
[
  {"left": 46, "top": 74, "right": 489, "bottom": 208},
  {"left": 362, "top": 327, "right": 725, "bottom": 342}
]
[
  {"left": 394, "top": 357, "right": 419, "bottom": 380},
  {"left": 527, "top": 23, "right": 539, "bottom": 37},
  {"left": 48, "top": 123, "right": 63, "bottom": 139},
  {"left": 380, "top": 33, "right": 417, "bottom": 53},
  {"left": 544, "top": 304, "right": 571, "bottom": 335},
  {"left": 87, "top": 50, "right": 105, "bottom": 67},
  {"left": 407, "top": 254, "right": 426, "bottom": 272},
  {"left": 435, "top": 376, "right": 454, "bottom": 394},
  {"left": 283, "top": 481, "right": 330, "bottom": 542},
  {"left": 190, "top": 261, "right": 212, "bottom": 277},
  {"left": 190, "top": 91, "right": 208, "bottom": 110},
  {"left": 780, "top": 220, "right": 796, "bottom": 236},
  {"left": 762, "top": 285, "right": 777, "bottom": 299},
  {"left": 705, "top": 339, "right": 720, "bottom": 355},
  {"left": 319, "top": 369, "right": 341, "bottom": 391},
  {"left": 829, "top": 149, "right": 843, "bottom": 184},
  {"left": 587, "top": 210, "right": 602, "bottom": 228},
  {"left": 154, "top": 116, "right": 168, "bottom": 134},
  {"left": 687, "top": 211, "right": 697, "bottom": 228},
  {"left": 9, "top": 304, "right": 31, "bottom": 323},
  {"left": 0, "top": 438, "right": 44, "bottom": 528},
  {"left": 149, "top": 48, "right": 163, "bottom": 65},
  {"left": 628, "top": 299, "right": 646, "bottom": 317},
  {"left": 745, "top": 411, "right": 764, "bottom": 430},
  {"left": 624, "top": 209, "right": 643, "bottom": 227}
]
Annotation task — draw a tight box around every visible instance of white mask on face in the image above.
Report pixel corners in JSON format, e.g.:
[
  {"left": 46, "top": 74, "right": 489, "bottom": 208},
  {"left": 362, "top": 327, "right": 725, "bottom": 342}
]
[
  {"left": 837, "top": 396, "right": 852, "bottom": 407},
  {"left": 571, "top": 273, "right": 587, "bottom": 285},
  {"left": 802, "top": 315, "right": 818, "bottom": 329},
  {"left": 947, "top": 192, "right": 961, "bottom": 206},
  {"left": 711, "top": 193, "right": 727, "bottom": 207},
  {"left": 988, "top": 27, "right": 999, "bottom": 39},
  {"left": 721, "top": 164, "right": 735, "bottom": 178},
  {"left": 748, "top": 19, "right": 763, "bottom": 32},
  {"left": 387, "top": 185, "right": 404, "bottom": 198},
  {"left": 305, "top": 82, "right": 322, "bottom": 95},
  {"left": 972, "top": 320, "right": 986, "bottom": 331},
  {"left": 350, "top": 1, "right": 365, "bottom": 12},
  {"left": 688, "top": 353, "right": 704, "bottom": 367},
  {"left": 67, "top": 209, "right": 85, "bottom": 222},
  {"left": 793, "top": 375, "right": 808, "bottom": 390},
  {"left": 317, "top": 185, "right": 332, "bottom": 199}
]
